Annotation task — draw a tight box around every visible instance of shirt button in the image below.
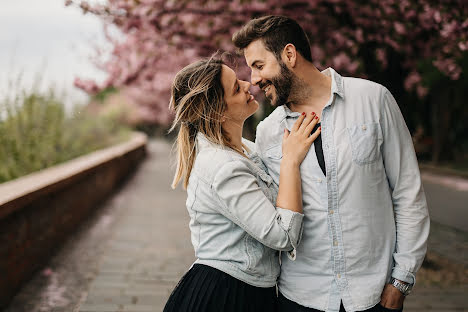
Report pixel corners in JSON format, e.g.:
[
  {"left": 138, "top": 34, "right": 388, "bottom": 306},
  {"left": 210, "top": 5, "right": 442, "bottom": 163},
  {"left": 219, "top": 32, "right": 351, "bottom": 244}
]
[
  {"left": 362, "top": 125, "right": 367, "bottom": 130},
  {"left": 333, "top": 240, "right": 338, "bottom": 246},
  {"left": 317, "top": 178, "right": 322, "bottom": 183},
  {"left": 329, "top": 210, "right": 334, "bottom": 215}
]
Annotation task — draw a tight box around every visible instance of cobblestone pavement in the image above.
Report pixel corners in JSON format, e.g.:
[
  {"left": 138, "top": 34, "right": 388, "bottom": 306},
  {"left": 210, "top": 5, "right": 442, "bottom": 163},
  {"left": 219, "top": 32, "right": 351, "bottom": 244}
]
[{"left": 4, "top": 139, "right": 467, "bottom": 312}]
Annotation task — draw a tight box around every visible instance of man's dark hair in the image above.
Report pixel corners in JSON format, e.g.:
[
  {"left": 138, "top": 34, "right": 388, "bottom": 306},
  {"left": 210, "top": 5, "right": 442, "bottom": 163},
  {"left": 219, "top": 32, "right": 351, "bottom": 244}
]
[{"left": 232, "top": 15, "right": 312, "bottom": 63}]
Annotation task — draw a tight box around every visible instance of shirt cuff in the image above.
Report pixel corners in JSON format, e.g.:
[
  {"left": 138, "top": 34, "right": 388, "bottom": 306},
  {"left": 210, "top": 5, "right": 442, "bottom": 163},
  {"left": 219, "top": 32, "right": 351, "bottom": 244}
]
[
  {"left": 392, "top": 266, "right": 416, "bottom": 285},
  {"left": 276, "top": 207, "right": 304, "bottom": 254}
]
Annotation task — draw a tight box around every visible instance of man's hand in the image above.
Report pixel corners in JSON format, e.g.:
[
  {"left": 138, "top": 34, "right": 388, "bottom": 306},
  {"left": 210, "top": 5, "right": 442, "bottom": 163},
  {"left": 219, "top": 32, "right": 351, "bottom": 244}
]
[{"left": 380, "top": 283, "right": 405, "bottom": 309}]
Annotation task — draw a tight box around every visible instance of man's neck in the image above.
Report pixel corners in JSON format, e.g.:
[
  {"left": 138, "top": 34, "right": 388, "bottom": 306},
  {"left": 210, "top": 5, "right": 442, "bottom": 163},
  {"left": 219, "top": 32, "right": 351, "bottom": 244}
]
[{"left": 287, "top": 65, "right": 332, "bottom": 118}]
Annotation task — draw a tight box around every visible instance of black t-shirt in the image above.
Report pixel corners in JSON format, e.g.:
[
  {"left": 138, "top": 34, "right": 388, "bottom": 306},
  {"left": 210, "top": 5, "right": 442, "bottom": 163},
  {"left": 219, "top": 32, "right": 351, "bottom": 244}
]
[{"left": 313, "top": 123, "right": 326, "bottom": 176}]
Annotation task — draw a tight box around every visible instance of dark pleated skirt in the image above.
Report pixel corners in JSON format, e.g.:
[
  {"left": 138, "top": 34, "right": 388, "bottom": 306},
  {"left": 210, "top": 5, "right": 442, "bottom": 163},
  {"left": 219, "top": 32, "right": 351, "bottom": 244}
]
[{"left": 163, "top": 264, "right": 278, "bottom": 312}]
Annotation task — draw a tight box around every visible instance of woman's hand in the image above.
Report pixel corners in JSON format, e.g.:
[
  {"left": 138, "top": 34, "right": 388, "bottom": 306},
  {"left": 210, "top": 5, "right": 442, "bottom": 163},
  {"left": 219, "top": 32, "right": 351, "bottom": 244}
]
[
  {"left": 282, "top": 112, "right": 321, "bottom": 167},
  {"left": 276, "top": 112, "right": 321, "bottom": 214}
]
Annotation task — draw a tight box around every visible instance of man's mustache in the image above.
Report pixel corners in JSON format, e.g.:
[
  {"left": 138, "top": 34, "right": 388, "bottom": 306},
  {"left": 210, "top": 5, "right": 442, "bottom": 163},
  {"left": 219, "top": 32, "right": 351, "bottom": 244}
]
[{"left": 258, "top": 80, "right": 272, "bottom": 90}]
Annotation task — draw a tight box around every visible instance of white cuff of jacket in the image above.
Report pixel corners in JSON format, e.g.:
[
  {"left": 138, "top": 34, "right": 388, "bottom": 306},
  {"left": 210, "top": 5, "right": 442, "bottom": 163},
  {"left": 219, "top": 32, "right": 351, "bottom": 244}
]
[{"left": 276, "top": 207, "right": 304, "bottom": 260}]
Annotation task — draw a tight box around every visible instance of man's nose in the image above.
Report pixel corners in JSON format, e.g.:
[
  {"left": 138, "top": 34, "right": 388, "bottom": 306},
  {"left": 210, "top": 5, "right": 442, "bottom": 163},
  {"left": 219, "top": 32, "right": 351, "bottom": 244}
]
[{"left": 251, "top": 71, "right": 261, "bottom": 86}]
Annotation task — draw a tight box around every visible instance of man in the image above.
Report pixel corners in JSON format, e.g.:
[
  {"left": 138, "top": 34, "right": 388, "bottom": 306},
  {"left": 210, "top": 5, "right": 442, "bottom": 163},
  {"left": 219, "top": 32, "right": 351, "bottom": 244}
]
[{"left": 232, "top": 16, "right": 430, "bottom": 312}]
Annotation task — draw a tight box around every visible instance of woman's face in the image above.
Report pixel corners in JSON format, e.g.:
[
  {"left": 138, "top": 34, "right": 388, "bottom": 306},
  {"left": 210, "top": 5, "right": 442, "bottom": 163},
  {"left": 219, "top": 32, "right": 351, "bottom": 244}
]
[{"left": 221, "top": 65, "right": 259, "bottom": 125}]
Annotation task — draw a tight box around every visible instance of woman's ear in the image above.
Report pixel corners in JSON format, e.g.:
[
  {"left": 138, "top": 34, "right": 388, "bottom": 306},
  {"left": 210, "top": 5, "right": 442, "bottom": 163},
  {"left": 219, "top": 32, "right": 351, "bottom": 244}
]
[{"left": 282, "top": 44, "right": 297, "bottom": 67}]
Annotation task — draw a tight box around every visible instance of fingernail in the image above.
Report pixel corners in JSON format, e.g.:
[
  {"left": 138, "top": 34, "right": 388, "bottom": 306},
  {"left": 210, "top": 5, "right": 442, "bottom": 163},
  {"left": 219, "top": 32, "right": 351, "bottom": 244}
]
[
  {"left": 302, "top": 112, "right": 306, "bottom": 115},
  {"left": 319, "top": 126, "right": 321, "bottom": 130},
  {"left": 312, "top": 112, "right": 316, "bottom": 115},
  {"left": 315, "top": 116, "right": 318, "bottom": 119}
]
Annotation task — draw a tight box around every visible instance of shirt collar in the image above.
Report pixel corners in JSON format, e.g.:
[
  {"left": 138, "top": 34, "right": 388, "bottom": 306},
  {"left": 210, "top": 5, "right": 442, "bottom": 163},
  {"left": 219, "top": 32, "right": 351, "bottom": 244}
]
[
  {"left": 322, "top": 67, "right": 345, "bottom": 99},
  {"left": 278, "top": 67, "right": 345, "bottom": 119}
]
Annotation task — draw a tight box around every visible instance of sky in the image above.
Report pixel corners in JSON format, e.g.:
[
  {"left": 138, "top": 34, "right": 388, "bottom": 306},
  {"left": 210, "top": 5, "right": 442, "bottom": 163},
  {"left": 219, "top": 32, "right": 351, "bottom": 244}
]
[{"left": 0, "top": 0, "right": 110, "bottom": 106}]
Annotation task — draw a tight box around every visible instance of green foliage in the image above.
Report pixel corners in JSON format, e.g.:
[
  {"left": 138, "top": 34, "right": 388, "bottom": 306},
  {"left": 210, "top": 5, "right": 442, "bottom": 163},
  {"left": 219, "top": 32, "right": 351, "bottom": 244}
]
[
  {"left": 0, "top": 88, "right": 131, "bottom": 183},
  {"left": 93, "top": 86, "right": 118, "bottom": 103}
]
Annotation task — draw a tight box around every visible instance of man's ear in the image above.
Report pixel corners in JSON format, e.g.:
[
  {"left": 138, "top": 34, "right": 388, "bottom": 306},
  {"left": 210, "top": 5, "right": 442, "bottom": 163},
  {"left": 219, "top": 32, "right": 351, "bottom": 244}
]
[{"left": 282, "top": 44, "right": 297, "bottom": 67}]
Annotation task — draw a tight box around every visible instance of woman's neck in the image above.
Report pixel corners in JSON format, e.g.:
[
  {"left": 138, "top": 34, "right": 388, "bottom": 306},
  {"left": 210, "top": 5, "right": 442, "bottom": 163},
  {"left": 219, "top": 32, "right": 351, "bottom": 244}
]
[{"left": 222, "top": 122, "right": 244, "bottom": 153}]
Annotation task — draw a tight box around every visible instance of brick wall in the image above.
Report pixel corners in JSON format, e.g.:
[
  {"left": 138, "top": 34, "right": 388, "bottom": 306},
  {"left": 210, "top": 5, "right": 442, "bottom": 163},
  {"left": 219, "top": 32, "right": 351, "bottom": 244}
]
[{"left": 0, "top": 133, "right": 147, "bottom": 309}]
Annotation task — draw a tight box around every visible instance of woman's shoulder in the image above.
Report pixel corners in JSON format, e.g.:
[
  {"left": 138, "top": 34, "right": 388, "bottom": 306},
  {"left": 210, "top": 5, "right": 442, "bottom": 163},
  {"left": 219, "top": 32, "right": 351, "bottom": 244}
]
[{"left": 193, "top": 144, "right": 247, "bottom": 182}]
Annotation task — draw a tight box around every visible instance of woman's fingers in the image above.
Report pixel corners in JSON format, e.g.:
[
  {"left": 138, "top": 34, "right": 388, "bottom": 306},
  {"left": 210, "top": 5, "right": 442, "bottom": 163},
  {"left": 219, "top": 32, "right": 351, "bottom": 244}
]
[
  {"left": 291, "top": 112, "right": 306, "bottom": 132},
  {"left": 307, "top": 126, "right": 322, "bottom": 144},
  {"left": 298, "top": 112, "right": 315, "bottom": 133},
  {"left": 304, "top": 113, "right": 319, "bottom": 135}
]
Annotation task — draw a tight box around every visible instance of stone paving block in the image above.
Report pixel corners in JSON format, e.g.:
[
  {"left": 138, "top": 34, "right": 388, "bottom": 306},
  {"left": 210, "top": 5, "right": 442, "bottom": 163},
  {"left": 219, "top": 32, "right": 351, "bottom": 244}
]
[
  {"left": 92, "top": 275, "right": 128, "bottom": 284},
  {"left": 79, "top": 303, "right": 121, "bottom": 312},
  {"left": 121, "top": 304, "right": 160, "bottom": 312},
  {"left": 83, "top": 294, "right": 134, "bottom": 305},
  {"left": 131, "top": 294, "right": 170, "bottom": 305}
]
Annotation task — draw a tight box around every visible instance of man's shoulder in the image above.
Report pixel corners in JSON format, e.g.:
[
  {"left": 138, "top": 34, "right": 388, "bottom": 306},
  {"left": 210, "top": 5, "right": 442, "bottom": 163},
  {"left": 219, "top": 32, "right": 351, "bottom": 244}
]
[
  {"left": 343, "top": 76, "right": 388, "bottom": 98},
  {"left": 257, "top": 106, "right": 285, "bottom": 134},
  {"left": 256, "top": 106, "right": 285, "bottom": 148},
  {"left": 259, "top": 106, "right": 285, "bottom": 126}
]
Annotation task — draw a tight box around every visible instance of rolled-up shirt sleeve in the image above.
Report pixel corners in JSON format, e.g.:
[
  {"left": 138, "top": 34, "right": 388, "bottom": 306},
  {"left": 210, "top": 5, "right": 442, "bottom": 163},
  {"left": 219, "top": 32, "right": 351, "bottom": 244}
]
[
  {"left": 380, "top": 87, "right": 430, "bottom": 284},
  {"left": 212, "top": 159, "right": 304, "bottom": 252}
]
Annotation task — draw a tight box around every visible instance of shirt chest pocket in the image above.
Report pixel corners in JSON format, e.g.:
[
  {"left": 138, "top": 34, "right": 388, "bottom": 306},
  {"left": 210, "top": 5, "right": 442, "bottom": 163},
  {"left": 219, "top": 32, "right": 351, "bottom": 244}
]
[
  {"left": 346, "top": 122, "right": 382, "bottom": 165},
  {"left": 264, "top": 144, "right": 283, "bottom": 160}
]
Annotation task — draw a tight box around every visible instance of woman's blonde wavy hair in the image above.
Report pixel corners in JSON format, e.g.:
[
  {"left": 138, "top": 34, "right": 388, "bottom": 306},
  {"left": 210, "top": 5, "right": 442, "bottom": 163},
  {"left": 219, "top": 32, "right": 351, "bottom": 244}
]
[{"left": 169, "top": 57, "right": 248, "bottom": 189}]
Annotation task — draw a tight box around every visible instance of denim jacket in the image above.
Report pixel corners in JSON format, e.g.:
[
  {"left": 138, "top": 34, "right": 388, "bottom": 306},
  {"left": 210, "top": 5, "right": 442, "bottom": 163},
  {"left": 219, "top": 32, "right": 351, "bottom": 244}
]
[{"left": 185, "top": 132, "right": 304, "bottom": 287}]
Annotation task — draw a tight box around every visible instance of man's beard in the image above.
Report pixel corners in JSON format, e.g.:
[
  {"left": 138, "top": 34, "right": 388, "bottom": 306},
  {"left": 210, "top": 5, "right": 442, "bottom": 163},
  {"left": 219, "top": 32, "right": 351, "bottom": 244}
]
[{"left": 262, "top": 62, "right": 294, "bottom": 107}]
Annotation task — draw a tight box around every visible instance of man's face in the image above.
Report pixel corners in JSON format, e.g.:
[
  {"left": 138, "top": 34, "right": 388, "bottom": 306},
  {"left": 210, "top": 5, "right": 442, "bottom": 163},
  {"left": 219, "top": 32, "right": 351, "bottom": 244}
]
[{"left": 244, "top": 39, "right": 293, "bottom": 106}]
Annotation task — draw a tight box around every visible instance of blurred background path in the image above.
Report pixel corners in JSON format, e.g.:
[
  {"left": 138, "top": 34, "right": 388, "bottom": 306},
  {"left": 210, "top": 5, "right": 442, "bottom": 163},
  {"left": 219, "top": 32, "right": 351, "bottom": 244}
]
[
  {"left": 4, "top": 139, "right": 467, "bottom": 312},
  {"left": 422, "top": 172, "right": 468, "bottom": 233}
]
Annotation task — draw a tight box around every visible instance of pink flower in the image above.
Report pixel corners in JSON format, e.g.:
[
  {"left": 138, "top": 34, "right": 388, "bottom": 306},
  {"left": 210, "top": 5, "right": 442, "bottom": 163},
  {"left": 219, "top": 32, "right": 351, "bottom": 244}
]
[
  {"left": 404, "top": 71, "right": 421, "bottom": 91},
  {"left": 355, "top": 28, "right": 364, "bottom": 43},
  {"left": 42, "top": 268, "right": 53, "bottom": 276},
  {"left": 376, "top": 48, "right": 388, "bottom": 69},
  {"left": 433, "top": 11, "right": 442, "bottom": 23},
  {"left": 416, "top": 85, "right": 428, "bottom": 98},
  {"left": 394, "top": 22, "right": 406, "bottom": 35},
  {"left": 458, "top": 41, "right": 468, "bottom": 51}
]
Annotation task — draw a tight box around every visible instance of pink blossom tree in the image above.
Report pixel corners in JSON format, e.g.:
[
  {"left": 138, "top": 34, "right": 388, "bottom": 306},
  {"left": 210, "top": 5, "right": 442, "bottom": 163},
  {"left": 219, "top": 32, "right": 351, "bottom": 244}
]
[{"left": 69, "top": 0, "right": 467, "bottom": 161}]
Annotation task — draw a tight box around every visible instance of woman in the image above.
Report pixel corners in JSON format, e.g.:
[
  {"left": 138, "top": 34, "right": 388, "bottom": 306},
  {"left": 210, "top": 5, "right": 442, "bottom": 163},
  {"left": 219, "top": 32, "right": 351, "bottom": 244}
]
[{"left": 164, "top": 57, "right": 321, "bottom": 312}]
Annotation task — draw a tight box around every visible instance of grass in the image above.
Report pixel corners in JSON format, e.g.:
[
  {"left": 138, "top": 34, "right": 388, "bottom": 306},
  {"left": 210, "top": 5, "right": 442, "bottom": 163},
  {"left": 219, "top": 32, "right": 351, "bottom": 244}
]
[{"left": 0, "top": 84, "right": 131, "bottom": 183}]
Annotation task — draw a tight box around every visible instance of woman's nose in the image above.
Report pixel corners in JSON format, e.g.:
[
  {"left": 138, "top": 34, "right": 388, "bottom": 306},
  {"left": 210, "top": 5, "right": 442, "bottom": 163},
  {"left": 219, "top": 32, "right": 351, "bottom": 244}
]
[{"left": 241, "top": 80, "right": 251, "bottom": 92}]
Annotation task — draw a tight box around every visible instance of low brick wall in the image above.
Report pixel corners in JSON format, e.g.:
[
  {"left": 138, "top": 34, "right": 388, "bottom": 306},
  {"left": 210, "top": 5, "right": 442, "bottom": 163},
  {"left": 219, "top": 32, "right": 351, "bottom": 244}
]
[{"left": 0, "top": 132, "right": 147, "bottom": 309}]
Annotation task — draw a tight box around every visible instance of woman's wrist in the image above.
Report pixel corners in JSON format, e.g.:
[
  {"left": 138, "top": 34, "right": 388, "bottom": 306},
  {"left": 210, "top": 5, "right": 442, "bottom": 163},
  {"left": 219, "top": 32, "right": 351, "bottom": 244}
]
[{"left": 281, "top": 156, "right": 301, "bottom": 168}]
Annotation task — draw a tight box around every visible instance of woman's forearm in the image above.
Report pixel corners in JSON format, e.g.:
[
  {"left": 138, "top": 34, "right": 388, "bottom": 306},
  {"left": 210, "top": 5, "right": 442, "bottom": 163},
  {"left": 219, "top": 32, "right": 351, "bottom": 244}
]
[{"left": 276, "top": 158, "right": 303, "bottom": 213}]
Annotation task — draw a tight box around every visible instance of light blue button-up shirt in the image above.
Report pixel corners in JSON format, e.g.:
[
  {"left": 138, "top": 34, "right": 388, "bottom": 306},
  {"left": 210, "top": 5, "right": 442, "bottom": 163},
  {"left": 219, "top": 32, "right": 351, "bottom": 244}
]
[{"left": 255, "top": 68, "right": 430, "bottom": 312}]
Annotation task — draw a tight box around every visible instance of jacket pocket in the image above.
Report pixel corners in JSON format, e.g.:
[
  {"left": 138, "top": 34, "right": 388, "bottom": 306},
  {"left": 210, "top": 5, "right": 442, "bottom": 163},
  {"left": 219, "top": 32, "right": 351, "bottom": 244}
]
[
  {"left": 346, "top": 122, "right": 382, "bottom": 165},
  {"left": 244, "top": 234, "right": 265, "bottom": 276}
]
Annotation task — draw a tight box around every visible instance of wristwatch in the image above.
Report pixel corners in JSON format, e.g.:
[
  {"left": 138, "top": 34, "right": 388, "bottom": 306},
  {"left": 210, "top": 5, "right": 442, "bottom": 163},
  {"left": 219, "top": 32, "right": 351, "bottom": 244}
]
[{"left": 390, "top": 277, "right": 413, "bottom": 296}]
